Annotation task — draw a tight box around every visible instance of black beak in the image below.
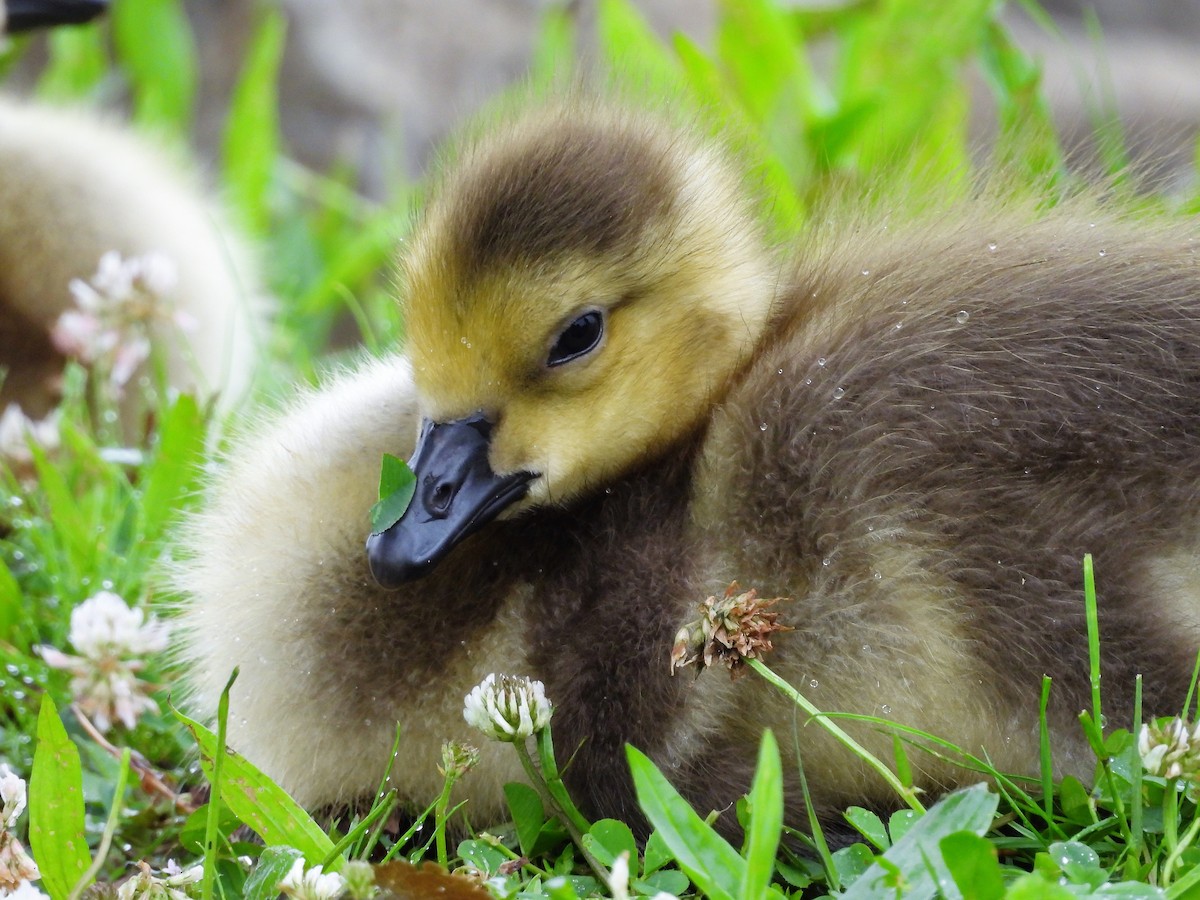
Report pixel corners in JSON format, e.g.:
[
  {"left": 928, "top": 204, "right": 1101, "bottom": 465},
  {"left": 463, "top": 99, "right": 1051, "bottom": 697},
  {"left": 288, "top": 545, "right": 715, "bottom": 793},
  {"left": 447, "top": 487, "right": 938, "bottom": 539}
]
[
  {"left": 4, "top": 0, "right": 108, "bottom": 31},
  {"left": 365, "top": 412, "right": 535, "bottom": 587}
]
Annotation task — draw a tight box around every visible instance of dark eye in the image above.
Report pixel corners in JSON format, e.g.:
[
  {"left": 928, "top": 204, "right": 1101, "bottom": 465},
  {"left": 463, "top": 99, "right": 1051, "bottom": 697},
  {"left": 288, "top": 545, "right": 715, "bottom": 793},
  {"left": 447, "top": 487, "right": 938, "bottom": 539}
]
[{"left": 547, "top": 310, "right": 604, "bottom": 367}]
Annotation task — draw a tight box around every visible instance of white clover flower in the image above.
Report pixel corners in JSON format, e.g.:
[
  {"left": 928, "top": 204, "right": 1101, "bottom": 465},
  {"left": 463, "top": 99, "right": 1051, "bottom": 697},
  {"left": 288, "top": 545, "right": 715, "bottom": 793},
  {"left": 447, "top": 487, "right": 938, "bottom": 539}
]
[
  {"left": 52, "top": 250, "right": 186, "bottom": 391},
  {"left": 278, "top": 858, "right": 346, "bottom": 900},
  {"left": 608, "top": 851, "right": 630, "bottom": 900},
  {"left": 0, "top": 405, "right": 61, "bottom": 467},
  {"left": 116, "top": 859, "right": 203, "bottom": 900},
  {"left": 130, "top": 253, "right": 179, "bottom": 300},
  {"left": 89, "top": 250, "right": 138, "bottom": 303},
  {"left": 67, "top": 591, "right": 169, "bottom": 658},
  {"left": 463, "top": 674, "right": 552, "bottom": 742},
  {"left": 76, "top": 251, "right": 179, "bottom": 309},
  {"left": 36, "top": 591, "right": 169, "bottom": 732},
  {"left": 0, "top": 766, "right": 27, "bottom": 830},
  {"left": 1139, "top": 716, "right": 1200, "bottom": 780}
]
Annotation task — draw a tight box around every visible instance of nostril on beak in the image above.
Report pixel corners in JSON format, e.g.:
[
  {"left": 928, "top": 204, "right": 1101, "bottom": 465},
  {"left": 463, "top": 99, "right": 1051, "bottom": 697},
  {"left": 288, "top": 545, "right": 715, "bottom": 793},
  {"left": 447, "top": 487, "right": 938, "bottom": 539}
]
[{"left": 428, "top": 479, "right": 456, "bottom": 516}]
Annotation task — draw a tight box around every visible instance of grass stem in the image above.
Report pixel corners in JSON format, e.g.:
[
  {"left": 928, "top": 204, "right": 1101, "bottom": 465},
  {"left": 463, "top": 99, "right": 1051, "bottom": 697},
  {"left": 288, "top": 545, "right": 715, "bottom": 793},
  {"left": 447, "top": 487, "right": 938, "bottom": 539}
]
[
  {"left": 514, "top": 738, "right": 608, "bottom": 882},
  {"left": 748, "top": 658, "right": 924, "bottom": 813},
  {"left": 67, "top": 748, "right": 131, "bottom": 900}
]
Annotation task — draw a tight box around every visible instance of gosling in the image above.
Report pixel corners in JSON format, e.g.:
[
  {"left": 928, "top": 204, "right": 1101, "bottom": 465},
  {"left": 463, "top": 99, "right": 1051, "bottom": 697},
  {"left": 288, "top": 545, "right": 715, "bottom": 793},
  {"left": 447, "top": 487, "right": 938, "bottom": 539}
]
[{"left": 176, "top": 99, "right": 1200, "bottom": 840}]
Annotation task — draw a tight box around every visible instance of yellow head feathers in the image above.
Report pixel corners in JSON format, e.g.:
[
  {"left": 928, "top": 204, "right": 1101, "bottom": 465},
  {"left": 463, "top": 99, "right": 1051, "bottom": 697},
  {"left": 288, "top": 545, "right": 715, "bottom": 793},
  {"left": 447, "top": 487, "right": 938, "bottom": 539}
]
[{"left": 402, "top": 102, "right": 778, "bottom": 506}]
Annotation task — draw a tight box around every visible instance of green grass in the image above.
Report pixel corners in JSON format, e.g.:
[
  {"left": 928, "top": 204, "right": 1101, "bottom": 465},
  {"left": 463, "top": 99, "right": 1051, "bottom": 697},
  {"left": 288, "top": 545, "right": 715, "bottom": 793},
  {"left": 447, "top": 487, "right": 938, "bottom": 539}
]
[{"left": 2, "top": 0, "right": 1200, "bottom": 897}]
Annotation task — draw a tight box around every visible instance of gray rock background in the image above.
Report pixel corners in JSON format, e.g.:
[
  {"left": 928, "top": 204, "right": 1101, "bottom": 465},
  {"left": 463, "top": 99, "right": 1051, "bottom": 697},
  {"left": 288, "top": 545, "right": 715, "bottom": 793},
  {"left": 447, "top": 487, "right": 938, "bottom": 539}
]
[
  {"left": 187, "top": 0, "right": 715, "bottom": 196},
  {"left": 178, "top": 0, "right": 1200, "bottom": 196}
]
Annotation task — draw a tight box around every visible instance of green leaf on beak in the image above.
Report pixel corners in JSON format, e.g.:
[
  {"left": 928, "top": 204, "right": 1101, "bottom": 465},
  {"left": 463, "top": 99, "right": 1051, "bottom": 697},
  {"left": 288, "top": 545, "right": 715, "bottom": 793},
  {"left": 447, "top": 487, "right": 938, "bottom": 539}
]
[{"left": 370, "top": 453, "right": 417, "bottom": 534}]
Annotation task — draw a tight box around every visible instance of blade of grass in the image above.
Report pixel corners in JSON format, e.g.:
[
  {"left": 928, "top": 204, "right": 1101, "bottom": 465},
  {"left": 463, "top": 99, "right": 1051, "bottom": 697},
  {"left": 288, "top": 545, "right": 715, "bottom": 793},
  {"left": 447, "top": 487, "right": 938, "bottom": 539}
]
[
  {"left": 28, "top": 696, "right": 90, "bottom": 900},
  {"left": 0, "top": 556, "right": 24, "bottom": 647},
  {"left": 1039, "top": 675, "right": 1054, "bottom": 824},
  {"left": 740, "top": 731, "right": 783, "bottom": 900},
  {"left": 68, "top": 748, "right": 131, "bottom": 900},
  {"left": 111, "top": 0, "right": 197, "bottom": 137},
  {"left": 324, "top": 791, "right": 397, "bottom": 867},
  {"left": 529, "top": 2, "right": 577, "bottom": 88},
  {"left": 822, "top": 710, "right": 1067, "bottom": 843},
  {"left": 351, "top": 723, "right": 403, "bottom": 859},
  {"left": 1181, "top": 651, "right": 1200, "bottom": 721},
  {"left": 174, "top": 682, "right": 339, "bottom": 870},
  {"left": 749, "top": 658, "right": 924, "bottom": 812},
  {"left": 199, "top": 669, "right": 236, "bottom": 900},
  {"left": 1166, "top": 862, "right": 1200, "bottom": 900},
  {"left": 222, "top": 7, "right": 287, "bottom": 236},
  {"left": 626, "top": 744, "right": 742, "bottom": 900},
  {"left": 36, "top": 24, "right": 109, "bottom": 100},
  {"left": 1127, "top": 675, "right": 1143, "bottom": 878},
  {"left": 977, "top": 19, "right": 1064, "bottom": 184},
  {"left": 1083, "top": 554, "right": 1102, "bottom": 726},
  {"left": 137, "top": 393, "right": 205, "bottom": 543},
  {"left": 596, "top": 0, "right": 690, "bottom": 100}
]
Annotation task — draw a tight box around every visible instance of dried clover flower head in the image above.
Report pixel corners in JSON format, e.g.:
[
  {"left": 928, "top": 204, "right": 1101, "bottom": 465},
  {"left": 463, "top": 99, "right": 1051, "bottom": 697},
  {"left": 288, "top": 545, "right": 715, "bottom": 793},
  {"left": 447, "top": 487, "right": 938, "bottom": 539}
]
[
  {"left": 463, "top": 674, "right": 552, "bottom": 742},
  {"left": 1139, "top": 716, "right": 1200, "bottom": 781},
  {"left": 0, "top": 834, "right": 40, "bottom": 894},
  {"left": 670, "top": 582, "right": 792, "bottom": 679}
]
